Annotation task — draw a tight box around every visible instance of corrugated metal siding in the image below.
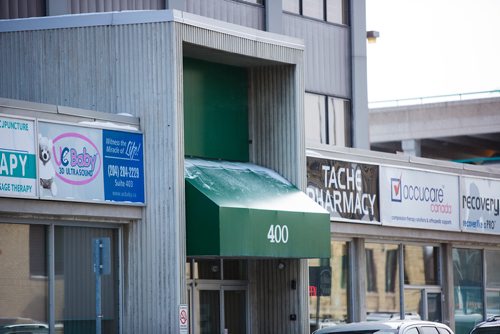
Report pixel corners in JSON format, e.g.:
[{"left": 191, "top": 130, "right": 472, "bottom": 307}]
[
  {"left": 250, "top": 259, "right": 306, "bottom": 334},
  {"left": 283, "top": 13, "right": 351, "bottom": 99},
  {"left": 185, "top": 0, "right": 264, "bottom": 30},
  {"left": 0, "top": 0, "right": 45, "bottom": 19},
  {"left": 0, "top": 22, "right": 182, "bottom": 333},
  {"left": 69, "top": 0, "right": 164, "bottom": 13}
]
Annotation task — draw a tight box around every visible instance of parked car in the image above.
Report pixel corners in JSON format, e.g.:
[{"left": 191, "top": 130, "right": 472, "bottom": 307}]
[
  {"left": 312, "top": 319, "right": 454, "bottom": 334},
  {"left": 469, "top": 315, "right": 500, "bottom": 334},
  {"left": 0, "top": 318, "right": 48, "bottom": 334}
]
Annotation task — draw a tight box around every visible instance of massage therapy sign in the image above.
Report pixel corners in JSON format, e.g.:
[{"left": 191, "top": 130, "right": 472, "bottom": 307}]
[
  {"left": 38, "top": 121, "right": 144, "bottom": 204},
  {"left": 0, "top": 116, "right": 37, "bottom": 198}
]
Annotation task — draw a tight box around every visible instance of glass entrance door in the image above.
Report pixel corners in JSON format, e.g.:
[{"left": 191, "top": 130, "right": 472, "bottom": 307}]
[
  {"left": 404, "top": 288, "right": 442, "bottom": 322},
  {"left": 193, "top": 284, "right": 247, "bottom": 334}
]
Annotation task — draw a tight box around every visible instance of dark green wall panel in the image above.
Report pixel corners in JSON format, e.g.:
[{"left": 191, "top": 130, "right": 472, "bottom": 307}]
[{"left": 183, "top": 57, "right": 249, "bottom": 161}]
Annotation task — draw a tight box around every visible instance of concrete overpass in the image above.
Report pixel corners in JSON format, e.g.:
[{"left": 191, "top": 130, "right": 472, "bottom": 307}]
[{"left": 369, "top": 96, "right": 500, "bottom": 165}]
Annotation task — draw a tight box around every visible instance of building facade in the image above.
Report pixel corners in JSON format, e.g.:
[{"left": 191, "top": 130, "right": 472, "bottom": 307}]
[
  {"left": 0, "top": 1, "right": 357, "bottom": 333},
  {"left": 3, "top": 2, "right": 498, "bottom": 334}
]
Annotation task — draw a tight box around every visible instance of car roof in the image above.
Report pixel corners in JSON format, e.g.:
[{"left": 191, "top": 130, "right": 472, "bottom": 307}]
[
  {"left": 473, "top": 315, "right": 500, "bottom": 328},
  {"left": 314, "top": 320, "right": 451, "bottom": 334}
]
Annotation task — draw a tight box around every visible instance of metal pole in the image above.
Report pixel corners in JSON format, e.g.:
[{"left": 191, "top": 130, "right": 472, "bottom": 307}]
[
  {"left": 399, "top": 244, "right": 405, "bottom": 320},
  {"left": 94, "top": 239, "right": 102, "bottom": 334}
]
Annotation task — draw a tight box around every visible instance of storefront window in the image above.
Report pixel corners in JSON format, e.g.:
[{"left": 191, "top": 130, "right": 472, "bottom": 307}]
[
  {"left": 365, "top": 243, "right": 400, "bottom": 320},
  {"left": 453, "top": 248, "right": 484, "bottom": 334},
  {"left": 0, "top": 224, "right": 48, "bottom": 330},
  {"left": 309, "top": 241, "right": 349, "bottom": 331},
  {"left": 486, "top": 250, "right": 500, "bottom": 317},
  {"left": 404, "top": 245, "right": 439, "bottom": 286},
  {"left": 55, "top": 226, "right": 118, "bottom": 334}
]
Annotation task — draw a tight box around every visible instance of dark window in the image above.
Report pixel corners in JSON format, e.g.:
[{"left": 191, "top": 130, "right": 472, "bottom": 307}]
[
  {"left": 29, "top": 225, "right": 47, "bottom": 276},
  {"left": 386, "top": 249, "right": 398, "bottom": 292},
  {"left": 366, "top": 249, "right": 377, "bottom": 292},
  {"left": 283, "top": 0, "right": 349, "bottom": 25}
]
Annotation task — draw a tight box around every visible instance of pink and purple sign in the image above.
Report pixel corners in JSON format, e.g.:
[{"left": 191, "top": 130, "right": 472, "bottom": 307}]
[{"left": 38, "top": 121, "right": 144, "bottom": 204}]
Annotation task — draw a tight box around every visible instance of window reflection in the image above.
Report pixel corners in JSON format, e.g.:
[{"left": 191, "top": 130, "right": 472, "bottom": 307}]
[
  {"left": 305, "top": 92, "right": 351, "bottom": 147},
  {"left": 55, "top": 226, "right": 118, "bottom": 334},
  {"left": 453, "top": 248, "right": 483, "bottom": 334},
  {"left": 302, "top": 0, "right": 323, "bottom": 20},
  {"left": 404, "top": 245, "right": 439, "bottom": 286},
  {"left": 0, "top": 224, "right": 48, "bottom": 331},
  {"left": 309, "top": 241, "right": 349, "bottom": 332},
  {"left": 365, "top": 243, "right": 400, "bottom": 317}
]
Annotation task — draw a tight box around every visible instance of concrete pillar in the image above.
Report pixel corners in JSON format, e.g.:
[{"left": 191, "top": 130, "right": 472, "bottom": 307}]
[
  {"left": 265, "top": 0, "right": 282, "bottom": 33},
  {"left": 350, "top": 238, "right": 367, "bottom": 322},
  {"left": 402, "top": 139, "right": 422, "bottom": 157},
  {"left": 441, "top": 243, "right": 455, "bottom": 331},
  {"left": 350, "top": 0, "right": 370, "bottom": 149}
]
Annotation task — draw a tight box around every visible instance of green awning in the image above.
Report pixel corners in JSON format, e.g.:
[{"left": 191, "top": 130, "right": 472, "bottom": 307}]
[{"left": 185, "top": 158, "right": 330, "bottom": 258}]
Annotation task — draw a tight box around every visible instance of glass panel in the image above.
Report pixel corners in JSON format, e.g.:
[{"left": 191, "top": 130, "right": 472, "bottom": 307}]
[
  {"left": 195, "top": 259, "right": 222, "bottom": 280},
  {"left": 331, "top": 0, "right": 350, "bottom": 25},
  {"left": 224, "top": 290, "right": 246, "bottom": 334},
  {"left": 309, "top": 241, "right": 349, "bottom": 332},
  {"left": 421, "top": 327, "right": 439, "bottom": 334},
  {"left": 55, "top": 226, "right": 118, "bottom": 334},
  {"left": 365, "top": 243, "right": 400, "bottom": 320},
  {"left": 0, "top": 224, "right": 48, "bottom": 331},
  {"left": 486, "top": 250, "right": 500, "bottom": 288},
  {"left": 453, "top": 248, "right": 484, "bottom": 334},
  {"left": 404, "top": 289, "right": 422, "bottom": 320},
  {"left": 223, "top": 260, "right": 247, "bottom": 280},
  {"left": 427, "top": 293, "right": 442, "bottom": 322},
  {"left": 200, "top": 290, "right": 220, "bottom": 334},
  {"left": 328, "top": 98, "right": 352, "bottom": 147},
  {"left": 283, "top": 0, "right": 300, "bottom": 14},
  {"left": 305, "top": 93, "right": 326, "bottom": 145},
  {"left": 404, "top": 245, "right": 439, "bottom": 286},
  {"left": 486, "top": 290, "right": 500, "bottom": 318},
  {"left": 303, "top": 0, "right": 324, "bottom": 20},
  {"left": 406, "top": 329, "right": 419, "bottom": 334},
  {"left": 326, "top": 0, "right": 343, "bottom": 24}
]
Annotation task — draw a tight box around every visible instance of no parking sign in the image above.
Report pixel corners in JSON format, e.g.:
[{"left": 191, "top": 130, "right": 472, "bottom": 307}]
[{"left": 179, "top": 304, "right": 188, "bottom": 334}]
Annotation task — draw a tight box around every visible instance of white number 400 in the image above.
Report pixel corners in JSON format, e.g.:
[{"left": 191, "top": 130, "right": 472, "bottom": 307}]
[{"left": 267, "top": 225, "right": 289, "bottom": 244}]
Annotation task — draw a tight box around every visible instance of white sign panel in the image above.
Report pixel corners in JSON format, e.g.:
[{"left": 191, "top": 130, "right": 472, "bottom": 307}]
[
  {"left": 461, "top": 176, "right": 500, "bottom": 234},
  {"left": 380, "top": 166, "right": 460, "bottom": 230},
  {"left": 0, "top": 116, "right": 37, "bottom": 198}
]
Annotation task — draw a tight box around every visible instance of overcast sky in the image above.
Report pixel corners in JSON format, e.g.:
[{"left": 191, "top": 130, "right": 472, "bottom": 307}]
[{"left": 366, "top": 0, "right": 500, "bottom": 103}]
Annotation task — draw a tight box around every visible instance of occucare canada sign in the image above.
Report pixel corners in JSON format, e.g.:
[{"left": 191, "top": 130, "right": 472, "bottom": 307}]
[
  {"left": 306, "top": 157, "right": 380, "bottom": 223},
  {"left": 379, "top": 166, "right": 460, "bottom": 231}
]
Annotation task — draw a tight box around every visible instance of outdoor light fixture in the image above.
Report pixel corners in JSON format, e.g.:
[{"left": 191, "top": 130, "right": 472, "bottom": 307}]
[
  {"left": 366, "top": 30, "right": 380, "bottom": 43},
  {"left": 277, "top": 261, "right": 286, "bottom": 270}
]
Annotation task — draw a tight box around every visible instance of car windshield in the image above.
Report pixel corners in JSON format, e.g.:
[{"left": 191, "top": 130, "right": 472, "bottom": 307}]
[
  {"left": 333, "top": 331, "right": 397, "bottom": 334},
  {"left": 472, "top": 329, "right": 500, "bottom": 334}
]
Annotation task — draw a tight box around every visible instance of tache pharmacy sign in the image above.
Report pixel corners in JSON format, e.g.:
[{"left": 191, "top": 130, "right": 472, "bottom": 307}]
[
  {"left": 38, "top": 121, "right": 144, "bottom": 204},
  {"left": 0, "top": 116, "right": 37, "bottom": 198},
  {"left": 307, "top": 157, "right": 380, "bottom": 223}
]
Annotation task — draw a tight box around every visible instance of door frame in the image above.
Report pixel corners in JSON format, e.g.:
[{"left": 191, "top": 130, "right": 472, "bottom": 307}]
[{"left": 188, "top": 281, "right": 249, "bottom": 334}]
